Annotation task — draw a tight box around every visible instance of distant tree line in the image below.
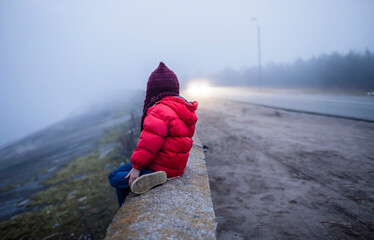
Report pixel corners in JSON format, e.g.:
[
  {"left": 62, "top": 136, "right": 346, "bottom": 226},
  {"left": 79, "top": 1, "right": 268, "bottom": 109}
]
[{"left": 211, "top": 49, "right": 374, "bottom": 91}]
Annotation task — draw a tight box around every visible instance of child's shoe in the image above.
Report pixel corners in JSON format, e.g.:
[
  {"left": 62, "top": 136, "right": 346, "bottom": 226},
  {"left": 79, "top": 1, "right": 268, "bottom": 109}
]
[{"left": 130, "top": 171, "right": 167, "bottom": 194}]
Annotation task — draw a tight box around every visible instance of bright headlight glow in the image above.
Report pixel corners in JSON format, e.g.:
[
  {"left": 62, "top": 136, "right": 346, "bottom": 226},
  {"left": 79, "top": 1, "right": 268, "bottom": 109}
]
[{"left": 185, "top": 80, "right": 213, "bottom": 97}]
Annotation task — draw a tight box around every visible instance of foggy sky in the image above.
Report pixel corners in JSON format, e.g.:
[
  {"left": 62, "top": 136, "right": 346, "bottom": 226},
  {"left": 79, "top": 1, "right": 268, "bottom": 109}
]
[{"left": 1, "top": 0, "right": 373, "bottom": 146}]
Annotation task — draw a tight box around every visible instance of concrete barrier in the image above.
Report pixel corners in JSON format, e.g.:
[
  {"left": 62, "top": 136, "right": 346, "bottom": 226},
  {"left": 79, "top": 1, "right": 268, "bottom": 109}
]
[{"left": 104, "top": 136, "right": 217, "bottom": 240}]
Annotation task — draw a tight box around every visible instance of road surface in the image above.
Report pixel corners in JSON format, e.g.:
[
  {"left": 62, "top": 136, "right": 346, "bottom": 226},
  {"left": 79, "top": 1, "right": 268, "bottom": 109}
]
[
  {"left": 197, "top": 98, "right": 374, "bottom": 239},
  {"left": 211, "top": 88, "right": 374, "bottom": 122}
]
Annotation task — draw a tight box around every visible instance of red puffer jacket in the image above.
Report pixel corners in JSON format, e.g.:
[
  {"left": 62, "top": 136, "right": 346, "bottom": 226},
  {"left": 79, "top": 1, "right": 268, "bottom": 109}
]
[{"left": 131, "top": 96, "right": 198, "bottom": 177}]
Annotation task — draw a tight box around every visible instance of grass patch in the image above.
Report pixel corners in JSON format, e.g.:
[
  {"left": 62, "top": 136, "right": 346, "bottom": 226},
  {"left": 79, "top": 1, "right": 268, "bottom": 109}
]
[
  {"left": 0, "top": 122, "right": 138, "bottom": 240},
  {"left": 98, "top": 125, "right": 127, "bottom": 145},
  {"left": 0, "top": 185, "right": 15, "bottom": 193},
  {"left": 37, "top": 168, "right": 48, "bottom": 175},
  {"left": 42, "top": 153, "right": 101, "bottom": 186}
]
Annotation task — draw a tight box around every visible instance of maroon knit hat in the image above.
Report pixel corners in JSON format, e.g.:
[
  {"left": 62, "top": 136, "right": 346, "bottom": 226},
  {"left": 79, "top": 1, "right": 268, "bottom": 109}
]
[{"left": 141, "top": 62, "right": 180, "bottom": 130}]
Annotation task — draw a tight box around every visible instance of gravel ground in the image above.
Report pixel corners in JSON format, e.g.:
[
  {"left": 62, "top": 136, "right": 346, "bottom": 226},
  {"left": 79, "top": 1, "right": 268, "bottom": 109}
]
[{"left": 196, "top": 98, "right": 374, "bottom": 240}]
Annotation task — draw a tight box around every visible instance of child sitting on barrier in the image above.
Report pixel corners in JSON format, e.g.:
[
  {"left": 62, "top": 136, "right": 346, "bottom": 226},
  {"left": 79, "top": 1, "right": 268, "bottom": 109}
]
[{"left": 108, "top": 62, "right": 198, "bottom": 207}]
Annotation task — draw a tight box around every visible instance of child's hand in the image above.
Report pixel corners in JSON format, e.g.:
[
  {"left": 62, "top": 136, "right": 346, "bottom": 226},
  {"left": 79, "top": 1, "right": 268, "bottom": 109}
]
[{"left": 125, "top": 168, "right": 140, "bottom": 186}]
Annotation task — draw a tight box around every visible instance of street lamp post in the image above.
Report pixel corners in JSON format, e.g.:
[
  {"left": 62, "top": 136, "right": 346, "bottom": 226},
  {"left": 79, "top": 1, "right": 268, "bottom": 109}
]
[{"left": 251, "top": 17, "right": 262, "bottom": 89}]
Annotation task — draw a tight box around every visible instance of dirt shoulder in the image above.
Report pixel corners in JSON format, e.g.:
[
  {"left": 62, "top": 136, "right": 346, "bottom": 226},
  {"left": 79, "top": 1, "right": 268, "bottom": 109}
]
[{"left": 196, "top": 98, "right": 374, "bottom": 240}]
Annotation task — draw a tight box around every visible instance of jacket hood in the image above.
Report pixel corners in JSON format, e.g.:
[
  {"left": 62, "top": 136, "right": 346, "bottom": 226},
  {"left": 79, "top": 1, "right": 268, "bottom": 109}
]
[{"left": 159, "top": 96, "right": 198, "bottom": 126}]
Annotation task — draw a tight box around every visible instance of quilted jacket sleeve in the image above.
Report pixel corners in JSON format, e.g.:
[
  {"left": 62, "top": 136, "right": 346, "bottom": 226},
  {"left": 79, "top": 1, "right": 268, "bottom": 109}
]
[{"left": 130, "top": 109, "right": 169, "bottom": 170}]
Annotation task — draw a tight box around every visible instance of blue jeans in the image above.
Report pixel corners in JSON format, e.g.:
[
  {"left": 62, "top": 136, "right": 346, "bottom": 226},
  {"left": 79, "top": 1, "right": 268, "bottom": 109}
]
[{"left": 108, "top": 162, "right": 154, "bottom": 207}]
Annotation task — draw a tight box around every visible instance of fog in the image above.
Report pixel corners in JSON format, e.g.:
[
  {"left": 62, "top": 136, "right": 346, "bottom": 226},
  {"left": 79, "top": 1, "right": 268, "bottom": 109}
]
[{"left": 1, "top": 0, "right": 373, "bottom": 146}]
